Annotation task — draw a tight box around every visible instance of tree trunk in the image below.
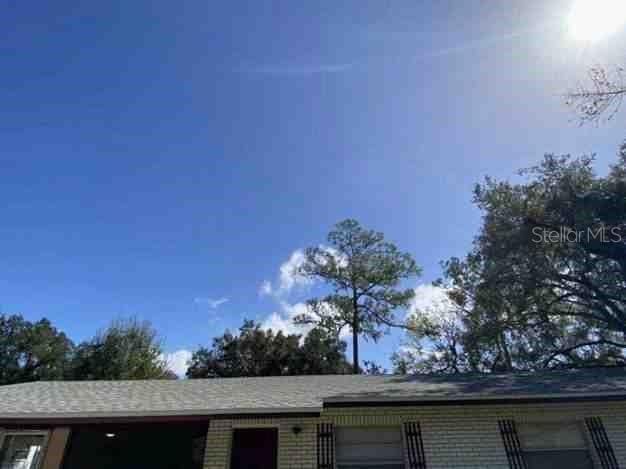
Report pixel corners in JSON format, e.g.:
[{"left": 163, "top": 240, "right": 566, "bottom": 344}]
[
  {"left": 498, "top": 330, "right": 513, "bottom": 371},
  {"left": 352, "top": 324, "right": 359, "bottom": 374},
  {"left": 352, "top": 294, "right": 359, "bottom": 374}
]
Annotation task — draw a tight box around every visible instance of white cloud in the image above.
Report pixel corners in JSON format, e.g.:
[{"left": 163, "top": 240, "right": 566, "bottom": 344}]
[
  {"left": 259, "top": 249, "right": 311, "bottom": 298},
  {"left": 194, "top": 297, "right": 229, "bottom": 309},
  {"left": 409, "top": 284, "right": 449, "bottom": 313},
  {"left": 261, "top": 301, "right": 351, "bottom": 339},
  {"left": 258, "top": 247, "right": 351, "bottom": 340},
  {"left": 262, "top": 312, "right": 307, "bottom": 336},
  {"left": 408, "top": 284, "right": 456, "bottom": 324},
  {"left": 278, "top": 249, "right": 312, "bottom": 292},
  {"left": 396, "top": 284, "right": 462, "bottom": 365},
  {"left": 260, "top": 246, "right": 344, "bottom": 299},
  {"left": 161, "top": 349, "right": 193, "bottom": 378},
  {"left": 261, "top": 302, "right": 314, "bottom": 336}
]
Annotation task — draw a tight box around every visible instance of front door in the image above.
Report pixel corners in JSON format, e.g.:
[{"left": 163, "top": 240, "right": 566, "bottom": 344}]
[{"left": 230, "top": 428, "right": 278, "bottom": 469}]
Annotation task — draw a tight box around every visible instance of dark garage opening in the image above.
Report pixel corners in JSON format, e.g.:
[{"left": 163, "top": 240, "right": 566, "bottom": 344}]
[{"left": 62, "top": 422, "right": 207, "bottom": 469}]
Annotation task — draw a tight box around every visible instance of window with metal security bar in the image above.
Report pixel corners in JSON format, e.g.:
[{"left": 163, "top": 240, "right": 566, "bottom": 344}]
[
  {"left": 517, "top": 421, "right": 594, "bottom": 469},
  {"left": 335, "top": 426, "right": 405, "bottom": 469},
  {"left": 0, "top": 431, "right": 48, "bottom": 469},
  {"left": 403, "top": 422, "right": 426, "bottom": 469},
  {"left": 318, "top": 423, "right": 335, "bottom": 469},
  {"left": 585, "top": 417, "right": 619, "bottom": 469}
]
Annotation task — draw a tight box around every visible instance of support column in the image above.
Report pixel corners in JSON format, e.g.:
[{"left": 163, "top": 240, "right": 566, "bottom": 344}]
[{"left": 42, "top": 427, "right": 71, "bottom": 469}]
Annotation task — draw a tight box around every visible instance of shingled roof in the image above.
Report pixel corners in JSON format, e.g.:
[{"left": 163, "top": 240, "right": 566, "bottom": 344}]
[{"left": 1, "top": 367, "right": 625, "bottom": 420}]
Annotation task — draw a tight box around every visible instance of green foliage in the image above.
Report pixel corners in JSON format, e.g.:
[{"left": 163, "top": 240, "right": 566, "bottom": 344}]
[
  {"left": 0, "top": 314, "right": 73, "bottom": 385},
  {"left": 397, "top": 145, "right": 626, "bottom": 373},
  {"left": 71, "top": 318, "right": 172, "bottom": 380},
  {"left": 362, "top": 360, "right": 387, "bottom": 375},
  {"left": 295, "top": 219, "right": 421, "bottom": 373},
  {"left": 0, "top": 314, "right": 349, "bottom": 382},
  {"left": 186, "top": 320, "right": 351, "bottom": 378}
]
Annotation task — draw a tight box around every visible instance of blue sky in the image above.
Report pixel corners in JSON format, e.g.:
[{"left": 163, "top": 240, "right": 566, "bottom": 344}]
[{"left": 2, "top": 0, "right": 626, "bottom": 375}]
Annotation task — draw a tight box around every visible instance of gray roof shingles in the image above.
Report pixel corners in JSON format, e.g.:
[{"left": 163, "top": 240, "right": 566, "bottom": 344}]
[{"left": 1, "top": 368, "right": 626, "bottom": 419}]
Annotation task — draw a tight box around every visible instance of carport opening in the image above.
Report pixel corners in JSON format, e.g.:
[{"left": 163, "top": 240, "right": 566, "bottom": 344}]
[{"left": 62, "top": 422, "right": 207, "bottom": 469}]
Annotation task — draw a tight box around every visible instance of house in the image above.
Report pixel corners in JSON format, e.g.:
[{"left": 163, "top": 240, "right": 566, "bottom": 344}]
[{"left": 1, "top": 368, "right": 625, "bottom": 469}]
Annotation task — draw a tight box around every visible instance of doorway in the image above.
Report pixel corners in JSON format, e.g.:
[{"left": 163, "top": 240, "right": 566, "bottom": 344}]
[{"left": 230, "top": 428, "right": 278, "bottom": 469}]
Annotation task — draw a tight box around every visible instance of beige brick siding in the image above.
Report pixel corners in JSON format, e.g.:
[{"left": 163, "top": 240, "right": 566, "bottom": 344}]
[
  {"left": 203, "top": 417, "right": 318, "bottom": 469},
  {"left": 203, "top": 401, "right": 626, "bottom": 469}
]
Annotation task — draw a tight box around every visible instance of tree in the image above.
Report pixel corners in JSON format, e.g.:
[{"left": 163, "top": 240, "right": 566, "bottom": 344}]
[
  {"left": 298, "top": 327, "right": 352, "bottom": 375},
  {"left": 566, "top": 66, "right": 626, "bottom": 124},
  {"left": 294, "top": 219, "right": 421, "bottom": 373},
  {"left": 186, "top": 320, "right": 351, "bottom": 378},
  {"left": 392, "top": 291, "right": 469, "bottom": 374},
  {"left": 473, "top": 150, "right": 626, "bottom": 367},
  {"left": 398, "top": 147, "right": 626, "bottom": 373},
  {"left": 395, "top": 259, "right": 574, "bottom": 374},
  {"left": 71, "top": 318, "right": 172, "bottom": 380},
  {"left": 0, "top": 314, "right": 74, "bottom": 385}
]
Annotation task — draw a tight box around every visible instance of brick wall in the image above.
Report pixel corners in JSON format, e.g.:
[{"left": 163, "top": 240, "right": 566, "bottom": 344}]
[
  {"left": 203, "top": 416, "right": 318, "bottom": 469},
  {"left": 203, "top": 401, "right": 626, "bottom": 469}
]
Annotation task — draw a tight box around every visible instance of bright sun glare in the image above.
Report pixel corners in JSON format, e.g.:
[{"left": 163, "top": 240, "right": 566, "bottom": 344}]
[{"left": 568, "top": 0, "right": 626, "bottom": 41}]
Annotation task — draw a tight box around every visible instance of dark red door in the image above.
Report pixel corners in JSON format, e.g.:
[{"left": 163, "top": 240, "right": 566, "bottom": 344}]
[{"left": 230, "top": 428, "right": 278, "bottom": 469}]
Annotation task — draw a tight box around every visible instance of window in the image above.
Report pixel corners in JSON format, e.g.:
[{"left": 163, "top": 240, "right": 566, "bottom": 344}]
[
  {"left": 0, "top": 432, "right": 48, "bottom": 469},
  {"left": 518, "top": 422, "right": 593, "bottom": 469},
  {"left": 336, "top": 426, "right": 404, "bottom": 469}
]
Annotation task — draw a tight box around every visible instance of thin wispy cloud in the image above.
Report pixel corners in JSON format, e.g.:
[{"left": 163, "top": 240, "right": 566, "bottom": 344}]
[
  {"left": 401, "top": 21, "right": 555, "bottom": 62},
  {"left": 235, "top": 23, "right": 548, "bottom": 78},
  {"left": 259, "top": 280, "right": 273, "bottom": 297},
  {"left": 417, "top": 29, "right": 532, "bottom": 61},
  {"left": 194, "top": 297, "right": 229, "bottom": 309},
  {"left": 237, "top": 62, "right": 354, "bottom": 76}
]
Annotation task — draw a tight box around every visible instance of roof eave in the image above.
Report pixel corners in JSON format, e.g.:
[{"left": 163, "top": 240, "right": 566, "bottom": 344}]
[
  {"left": 323, "top": 392, "right": 626, "bottom": 408},
  {"left": 0, "top": 407, "right": 322, "bottom": 425}
]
